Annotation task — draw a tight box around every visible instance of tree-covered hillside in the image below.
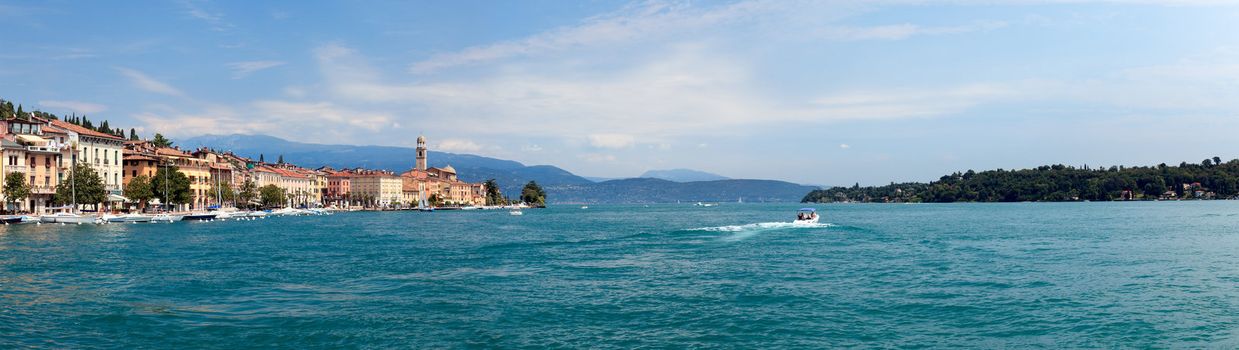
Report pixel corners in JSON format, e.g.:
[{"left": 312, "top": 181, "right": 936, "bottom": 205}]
[{"left": 804, "top": 158, "right": 1239, "bottom": 203}]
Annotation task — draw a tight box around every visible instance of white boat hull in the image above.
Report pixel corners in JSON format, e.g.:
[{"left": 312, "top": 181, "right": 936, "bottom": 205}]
[
  {"left": 151, "top": 214, "right": 184, "bottom": 223},
  {"left": 41, "top": 215, "right": 99, "bottom": 224},
  {"left": 793, "top": 216, "right": 819, "bottom": 225}
]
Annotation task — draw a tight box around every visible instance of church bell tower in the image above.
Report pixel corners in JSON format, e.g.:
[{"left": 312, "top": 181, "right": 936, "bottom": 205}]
[{"left": 416, "top": 135, "right": 427, "bottom": 171}]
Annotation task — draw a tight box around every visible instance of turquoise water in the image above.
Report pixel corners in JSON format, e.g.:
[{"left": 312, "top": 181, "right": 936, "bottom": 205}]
[{"left": 4, "top": 202, "right": 1239, "bottom": 348}]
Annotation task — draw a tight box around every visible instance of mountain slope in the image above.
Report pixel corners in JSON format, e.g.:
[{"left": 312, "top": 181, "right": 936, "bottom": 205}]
[{"left": 640, "top": 168, "right": 729, "bottom": 182}]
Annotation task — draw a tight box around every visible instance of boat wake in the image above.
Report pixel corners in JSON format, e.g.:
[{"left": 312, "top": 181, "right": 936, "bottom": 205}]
[{"left": 689, "top": 222, "right": 833, "bottom": 241}]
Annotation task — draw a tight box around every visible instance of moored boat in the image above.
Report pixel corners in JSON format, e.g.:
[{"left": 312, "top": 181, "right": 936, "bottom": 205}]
[
  {"left": 41, "top": 212, "right": 101, "bottom": 224},
  {"left": 0, "top": 215, "right": 25, "bottom": 224}
]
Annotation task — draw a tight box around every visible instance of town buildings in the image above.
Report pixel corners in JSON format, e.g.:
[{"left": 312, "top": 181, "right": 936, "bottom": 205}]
[
  {"left": 399, "top": 136, "right": 487, "bottom": 206},
  {"left": 1, "top": 111, "right": 484, "bottom": 212},
  {"left": 52, "top": 119, "right": 125, "bottom": 194}
]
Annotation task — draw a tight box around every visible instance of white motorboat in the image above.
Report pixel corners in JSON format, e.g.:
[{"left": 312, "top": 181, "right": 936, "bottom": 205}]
[
  {"left": 103, "top": 214, "right": 124, "bottom": 223},
  {"left": 151, "top": 213, "right": 183, "bottom": 223},
  {"left": 794, "top": 208, "right": 820, "bottom": 224},
  {"left": 182, "top": 212, "right": 218, "bottom": 221},
  {"left": 41, "top": 212, "right": 100, "bottom": 224},
  {"left": 247, "top": 211, "right": 268, "bottom": 218},
  {"left": 509, "top": 209, "right": 523, "bottom": 216}
]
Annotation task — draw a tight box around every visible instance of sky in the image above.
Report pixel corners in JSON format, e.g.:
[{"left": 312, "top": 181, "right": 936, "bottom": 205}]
[{"left": 3, "top": 0, "right": 1239, "bottom": 185}]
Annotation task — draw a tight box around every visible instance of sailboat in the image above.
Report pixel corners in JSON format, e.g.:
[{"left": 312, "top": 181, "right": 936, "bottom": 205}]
[
  {"left": 150, "top": 159, "right": 182, "bottom": 223},
  {"left": 418, "top": 184, "right": 433, "bottom": 212},
  {"left": 41, "top": 147, "right": 99, "bottom": 224}
]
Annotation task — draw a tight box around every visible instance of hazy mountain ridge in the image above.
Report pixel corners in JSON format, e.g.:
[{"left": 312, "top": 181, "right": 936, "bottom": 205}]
[{"left": 640, "top": 168, "right": 730, "bottom": 182}]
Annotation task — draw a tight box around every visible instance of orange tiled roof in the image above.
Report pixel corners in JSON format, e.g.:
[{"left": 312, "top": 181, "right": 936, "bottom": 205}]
[
  {"left": 124, "top": 154, "right": 158, "bottom": 161},
  {"left": 155, "top": 147, "right": 190, "bottom": 157},
  {"left": 49, "top": 119, "right": 125, "bottom": 140}
]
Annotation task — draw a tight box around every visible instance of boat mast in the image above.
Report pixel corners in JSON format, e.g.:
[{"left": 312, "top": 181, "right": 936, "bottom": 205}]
[
  {"left": 163, "top": 160, "right": 169, "bottom": 213},
  {"left": 70, "top": 142, "right": 76, "bottom": 212}
]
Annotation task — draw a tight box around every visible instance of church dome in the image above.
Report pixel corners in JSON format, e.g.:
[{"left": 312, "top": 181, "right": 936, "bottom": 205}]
[
  {"left": 442, "top": 165, "right": 456, "bottom": 173},
  {"left": 417, "top": 135, "right": 426, "bottom": 143}
]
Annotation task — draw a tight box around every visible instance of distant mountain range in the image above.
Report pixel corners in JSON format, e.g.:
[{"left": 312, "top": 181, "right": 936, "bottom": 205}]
[
  {"left": 179, "top": 134, "right": 817, "bottom": 204},
  {"left": 639, "top": 168, "right": 729, "bottom": 182}
]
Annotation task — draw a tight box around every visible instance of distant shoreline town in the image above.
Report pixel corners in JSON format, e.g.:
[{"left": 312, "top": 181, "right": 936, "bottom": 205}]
[{"left": 0, "top": 98, "right": 545, "bottom": 214}]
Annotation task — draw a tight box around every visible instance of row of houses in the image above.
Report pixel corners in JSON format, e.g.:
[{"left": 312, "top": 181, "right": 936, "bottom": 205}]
[{"left": 0, "top": 115, "right": 487, "bottom": 212}]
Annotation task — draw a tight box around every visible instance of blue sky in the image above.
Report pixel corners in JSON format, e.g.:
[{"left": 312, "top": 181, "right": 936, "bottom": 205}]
[{"left": 4, "top": 1, "right": 1239, "bottom": 185}]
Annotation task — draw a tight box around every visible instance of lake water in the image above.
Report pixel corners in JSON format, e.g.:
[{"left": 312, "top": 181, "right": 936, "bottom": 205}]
[{"left": 4, "top": 202, "right": 1239, "bottom": 348}]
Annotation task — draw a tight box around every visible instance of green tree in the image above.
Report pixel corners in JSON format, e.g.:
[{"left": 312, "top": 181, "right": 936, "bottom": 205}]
[
  {"left": 259, "top": 154, "right": 265, "bottom": 163},
  {"left": 277, "top": 154, "right": 284, "bottom": 164},
  {"left": 3, "top": 172, "right": 31, "bottom": 213},
  {"left": 150, "top": 165, "right": 192, "bottom": 209},
  {"left": 520, "top": 181, "right": 546, "bottom": 207},
  {"left": 483, "top": 179, "right": 503, "bottom": 205},
  {"left": 237, "top": 179, "right": 257, "bottom": 209},
  {"left": 128, "top": 128, "right": 139, "bottom": 141},
  {"left": 259, "top": 184, "right": 285, "bottom": 208},
  {"left": 428, "top": 193, "right": 443, "bottom": 207},
  {"left": 151, "top": 133, "right": 173, "bottom": 148},
  {"left": 123, "top": 175, "right": 155, "bottom": 209},
  {"left": 53, "top": 163, "right": 107, "bottom": 208}
]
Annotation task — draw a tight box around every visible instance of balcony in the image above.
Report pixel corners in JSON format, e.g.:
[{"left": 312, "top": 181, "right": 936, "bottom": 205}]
[
  {"left": 31, "top": 184, "right": 55, "bottom": 194},
  {"left": 3, "top": 165, "right": 29, "bottom": 174}
]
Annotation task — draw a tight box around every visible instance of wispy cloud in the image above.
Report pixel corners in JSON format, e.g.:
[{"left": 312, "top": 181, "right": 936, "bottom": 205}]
[
  {"left": 408, "top": 1, "right": 774, "bottom": 74},
  {"left": 818, "top": 20, "right": 1008, "bottom": 41},
  {"left": 227, "top": 60, "right": 285, "bottom": 79},
  {"left": 39, "top": 100, "right": 108, "bottom": 115},
  {"left": 182, "top": 0, "right": 233, "bottom": 31},
  {"left": 116, "top": 67, "right": 184, "bottom": 96}
]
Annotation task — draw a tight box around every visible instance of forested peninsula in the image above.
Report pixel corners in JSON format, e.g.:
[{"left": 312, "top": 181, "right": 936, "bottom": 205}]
[{"left": 803, "top": 157, "right": 1239, "bottom": 203}]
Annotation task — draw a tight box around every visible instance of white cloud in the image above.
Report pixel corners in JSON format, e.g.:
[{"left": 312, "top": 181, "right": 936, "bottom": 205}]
[
  {"left": 116, "top": 67, "right": 184, "bottom": 97},
  {"left": 38, "top": 100, "right": 108, "bottom": 114},
  {"left": 522, "top": 144, "right": 544, "bottom": 152},
  {"left": 437, "top": 139, "right": 484, "bottom": 153},
  {"left": 588, "top": 133, "right": 635, "bottom": 149},
  {"left": 228, "top": 60, "right": 285, "bottom": 79},
  {"left": 839, "top": 144, "right": 851, "bottom": 149}
]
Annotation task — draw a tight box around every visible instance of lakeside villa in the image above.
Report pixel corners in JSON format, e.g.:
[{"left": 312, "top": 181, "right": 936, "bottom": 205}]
[{"left": 0, "top": 113, "right": 485, "bottom": 212}]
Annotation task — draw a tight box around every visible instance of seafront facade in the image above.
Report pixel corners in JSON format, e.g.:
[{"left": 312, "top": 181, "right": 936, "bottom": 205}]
[{"left": 0, "top": 113, "right": 486, "bottom": 212}]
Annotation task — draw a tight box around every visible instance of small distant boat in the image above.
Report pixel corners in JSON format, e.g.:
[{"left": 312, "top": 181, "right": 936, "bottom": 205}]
[
  {"left": 0, "top": 215, "right": 25, "bottom": 224},
  {"left": 580, "top": 206, "right": 589, "bottom": 209},
  {"left": 151, "top": 213, "right": 184, "bottom": 223},
  {"left": 794, "top": 208, "right": 819, "bottom": 224},
  {"left": 509, "top": 209, "right": 523, "bottom": 216}
]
